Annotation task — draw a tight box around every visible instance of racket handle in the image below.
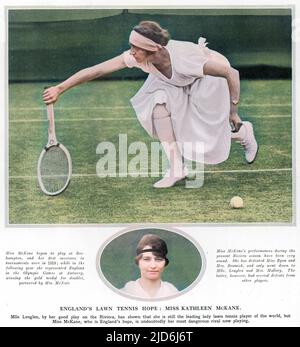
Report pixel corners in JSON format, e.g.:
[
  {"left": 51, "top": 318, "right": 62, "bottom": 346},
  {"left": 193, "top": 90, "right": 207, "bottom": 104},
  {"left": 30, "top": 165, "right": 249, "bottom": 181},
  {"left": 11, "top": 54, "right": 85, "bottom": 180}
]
[
  {"left": 47, "top": 103, "right": 55, "bottom": 118},
  {"left": 47, "top": 103, "right": 57, "bottom": 145},
  {"left": 44, "top": 85, "right": 51, "bottom": 90}
]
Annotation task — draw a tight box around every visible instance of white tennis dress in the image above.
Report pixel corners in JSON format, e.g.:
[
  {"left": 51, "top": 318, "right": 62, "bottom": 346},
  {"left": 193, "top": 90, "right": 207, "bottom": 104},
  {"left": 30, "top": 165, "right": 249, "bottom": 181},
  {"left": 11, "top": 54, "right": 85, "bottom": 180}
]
[
  {"left": 121, "top": 279, "right": 179, "bottom": 299},
  {"left": 122, "top": 38, "right": 232, "bottom": 164}
]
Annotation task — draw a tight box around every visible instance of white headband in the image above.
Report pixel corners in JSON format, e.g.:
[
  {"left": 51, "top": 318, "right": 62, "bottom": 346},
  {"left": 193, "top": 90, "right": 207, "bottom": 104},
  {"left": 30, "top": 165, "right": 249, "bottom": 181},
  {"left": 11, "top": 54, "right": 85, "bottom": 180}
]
[{"left": 129, "top": 30, "right": 162, "bottom": 51}]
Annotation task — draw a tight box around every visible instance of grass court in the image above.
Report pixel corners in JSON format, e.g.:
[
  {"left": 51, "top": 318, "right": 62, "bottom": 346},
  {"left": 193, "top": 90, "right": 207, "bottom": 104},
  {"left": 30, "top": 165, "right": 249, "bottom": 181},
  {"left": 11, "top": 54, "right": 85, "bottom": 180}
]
[{"left": 9, "top": 79, "right": 293, "bottom": 224}]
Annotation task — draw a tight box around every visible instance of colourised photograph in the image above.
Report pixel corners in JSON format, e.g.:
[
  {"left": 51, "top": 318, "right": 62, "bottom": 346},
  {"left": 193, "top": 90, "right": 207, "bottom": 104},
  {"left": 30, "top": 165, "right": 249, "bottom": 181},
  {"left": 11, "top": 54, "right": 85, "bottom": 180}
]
[
  {"left": 8, "top": 8, "right": 293, "bottom": 224},
  {"left": 98, "top": 227, "right": 205, "bottom": 301}
]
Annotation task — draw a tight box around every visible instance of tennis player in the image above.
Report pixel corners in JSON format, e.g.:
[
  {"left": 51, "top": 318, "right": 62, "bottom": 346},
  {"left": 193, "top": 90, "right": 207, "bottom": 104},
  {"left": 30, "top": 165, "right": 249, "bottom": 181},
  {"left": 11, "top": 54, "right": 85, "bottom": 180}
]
[
  {"left": 120, "top": 234, "right": 178, "bottom": 299},
  {"left": 43, "top": 20, "right": 258, "bottom": 188}
]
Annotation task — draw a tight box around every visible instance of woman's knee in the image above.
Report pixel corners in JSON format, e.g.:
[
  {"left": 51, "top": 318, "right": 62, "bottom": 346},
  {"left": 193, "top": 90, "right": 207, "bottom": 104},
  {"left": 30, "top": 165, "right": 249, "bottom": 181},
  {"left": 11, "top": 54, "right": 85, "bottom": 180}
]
[{"left": 152, "top": 103, "right": 170, "bottom": 119}]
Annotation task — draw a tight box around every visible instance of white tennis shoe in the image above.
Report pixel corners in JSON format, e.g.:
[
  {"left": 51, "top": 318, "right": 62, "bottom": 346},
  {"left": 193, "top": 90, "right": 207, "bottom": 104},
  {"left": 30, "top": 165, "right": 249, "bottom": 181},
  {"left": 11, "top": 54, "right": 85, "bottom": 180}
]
[
  {"left": 241, "top": 121, "right": 259, "bottom": 164},
  {"left": 153, "top": 167, "right": 189, "bottom": 188}
]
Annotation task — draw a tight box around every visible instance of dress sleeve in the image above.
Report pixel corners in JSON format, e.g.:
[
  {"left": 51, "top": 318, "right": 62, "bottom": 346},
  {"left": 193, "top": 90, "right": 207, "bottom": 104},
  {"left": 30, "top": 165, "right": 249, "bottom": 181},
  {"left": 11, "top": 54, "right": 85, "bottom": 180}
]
[
  {"left": 122, "top": 50, "right": 138, "bottom": 68},
  {"left": 171, "top": 39, "right": 211, "bottom": 79},
  {"left": 184, "top": 41, "right": 211, "bottom": 78},
  {"left": 193, "top": 37, "right": 231, "bottom": 75}
]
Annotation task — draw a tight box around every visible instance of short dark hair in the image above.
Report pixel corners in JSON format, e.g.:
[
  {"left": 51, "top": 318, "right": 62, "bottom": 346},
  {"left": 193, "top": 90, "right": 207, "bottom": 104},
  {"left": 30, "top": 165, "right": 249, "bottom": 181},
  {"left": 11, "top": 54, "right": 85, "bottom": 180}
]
[
  {"left": 135, "top": 234, "right": 169, "bottom": 266},
  {"left": 133, "top": 21, "right": 170, "bottom": 46}
]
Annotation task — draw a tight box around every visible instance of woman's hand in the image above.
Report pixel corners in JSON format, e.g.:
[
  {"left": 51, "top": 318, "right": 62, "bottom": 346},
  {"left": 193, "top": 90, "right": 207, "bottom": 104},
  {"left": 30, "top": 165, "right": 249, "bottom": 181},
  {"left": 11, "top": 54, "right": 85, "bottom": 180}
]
[
  {"left": 43, "top": 86, "right": 61, "bottom": 105},
  {"left": 230, "top": 112, "right": 242, "bottom": 132}
]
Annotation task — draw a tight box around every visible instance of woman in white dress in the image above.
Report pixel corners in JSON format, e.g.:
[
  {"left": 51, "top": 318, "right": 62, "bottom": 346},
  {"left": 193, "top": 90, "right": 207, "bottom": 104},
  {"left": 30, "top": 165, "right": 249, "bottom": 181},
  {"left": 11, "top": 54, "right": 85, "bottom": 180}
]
[
  {"left": 43, "top": 20, "right": 258, "bottom": 188},
  {"left": 120, "top": 234, "right": 178, "bottom": 299}
]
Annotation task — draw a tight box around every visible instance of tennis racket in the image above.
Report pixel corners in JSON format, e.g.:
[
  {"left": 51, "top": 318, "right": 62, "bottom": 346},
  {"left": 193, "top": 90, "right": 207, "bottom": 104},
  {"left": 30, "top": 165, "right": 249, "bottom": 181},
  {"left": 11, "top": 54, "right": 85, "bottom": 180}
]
[{"left": 37, "top": 99, "right": 72, "bottom": 196}]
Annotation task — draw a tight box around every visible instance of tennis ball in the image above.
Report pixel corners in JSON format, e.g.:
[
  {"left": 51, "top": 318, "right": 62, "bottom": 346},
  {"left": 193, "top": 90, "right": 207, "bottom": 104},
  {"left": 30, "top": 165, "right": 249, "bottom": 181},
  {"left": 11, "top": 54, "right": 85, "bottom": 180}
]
[{"left": 230, "top": 196, "right": 244, "bottom": 209}]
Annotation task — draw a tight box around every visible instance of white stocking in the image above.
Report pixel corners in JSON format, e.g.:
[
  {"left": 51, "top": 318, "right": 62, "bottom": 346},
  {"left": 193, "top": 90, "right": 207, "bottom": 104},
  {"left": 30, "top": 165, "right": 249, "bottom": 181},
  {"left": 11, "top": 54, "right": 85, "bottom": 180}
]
[{"left": 153, "top": 103, "right": 184, "bottom": 177}]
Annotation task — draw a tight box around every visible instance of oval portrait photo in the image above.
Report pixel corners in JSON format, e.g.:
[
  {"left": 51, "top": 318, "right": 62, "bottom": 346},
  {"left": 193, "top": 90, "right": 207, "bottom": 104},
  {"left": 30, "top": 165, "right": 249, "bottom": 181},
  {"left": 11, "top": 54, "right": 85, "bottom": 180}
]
[{"left": 97, "top": 227, "right": 206, "bottom": 301}]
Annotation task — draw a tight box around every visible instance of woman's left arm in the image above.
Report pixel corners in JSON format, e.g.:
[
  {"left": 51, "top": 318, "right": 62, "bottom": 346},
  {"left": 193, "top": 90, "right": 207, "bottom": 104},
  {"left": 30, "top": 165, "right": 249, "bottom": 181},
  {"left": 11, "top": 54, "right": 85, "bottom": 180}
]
[{"left": 203, "top": 60, "right": 240, "bottom": 125}]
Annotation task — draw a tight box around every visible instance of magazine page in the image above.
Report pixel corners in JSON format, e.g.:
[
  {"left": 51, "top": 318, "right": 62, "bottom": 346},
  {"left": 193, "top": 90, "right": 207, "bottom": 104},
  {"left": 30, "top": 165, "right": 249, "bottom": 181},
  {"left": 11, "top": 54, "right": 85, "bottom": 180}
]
[{"left": 1, "top": 0, "right": 299, "bottom": 333}]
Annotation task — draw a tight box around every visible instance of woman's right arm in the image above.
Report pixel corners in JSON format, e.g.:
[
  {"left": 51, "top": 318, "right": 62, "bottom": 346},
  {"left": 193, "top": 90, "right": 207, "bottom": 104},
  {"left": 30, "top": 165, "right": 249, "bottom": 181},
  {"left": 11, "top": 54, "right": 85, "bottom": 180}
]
[
  {"left": 203, "top": 57, "right": 242, "bottom": 130},
  {"left": 43, "top": 54, "right": 127, "bottom": 104}
]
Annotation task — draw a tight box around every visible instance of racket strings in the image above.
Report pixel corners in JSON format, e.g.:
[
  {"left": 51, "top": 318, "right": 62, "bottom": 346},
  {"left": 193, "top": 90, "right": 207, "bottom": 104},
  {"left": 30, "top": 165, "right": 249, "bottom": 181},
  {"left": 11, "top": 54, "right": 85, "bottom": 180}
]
[{"left": 39, "top": 146, "right": 70, "bottom": 194}]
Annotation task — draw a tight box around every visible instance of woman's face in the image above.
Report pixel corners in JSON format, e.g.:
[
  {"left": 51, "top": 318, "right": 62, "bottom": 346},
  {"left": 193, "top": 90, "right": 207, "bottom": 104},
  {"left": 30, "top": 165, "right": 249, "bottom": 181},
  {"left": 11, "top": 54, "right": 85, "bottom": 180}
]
[
  {"left": 130, "top": 44, "right": 153, "bottom": 63},
  {"left": 138, "top": 248, "right": 166, "bottom": 281}
]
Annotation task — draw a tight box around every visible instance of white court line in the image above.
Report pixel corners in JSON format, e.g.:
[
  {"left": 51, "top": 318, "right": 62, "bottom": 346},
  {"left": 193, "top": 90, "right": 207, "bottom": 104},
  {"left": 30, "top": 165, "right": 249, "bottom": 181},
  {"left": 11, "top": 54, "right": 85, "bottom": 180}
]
[
  {"left": 9, "top": 168, "right": 292, "bottom": 179},
  {"left": 9, "top": 103, "right": 292, "bottom": 111},
  {"left": 10, "top": 117, "right": 135, "bottom": 123},
  {"left": 10, "top": 106, "right": 132, "bottom": 111},
  {"left": 9, "top": 114, "right": 292, "bottom": 123}
]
